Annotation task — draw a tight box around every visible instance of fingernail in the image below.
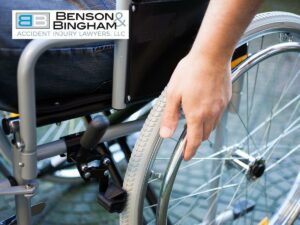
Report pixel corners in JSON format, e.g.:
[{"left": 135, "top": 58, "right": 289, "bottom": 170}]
[
  {"left": 160, "top": 127, "right": 172, "bottom": 138},
  {"left": 183, "top": 154, "right": 189, "bottom": 161},
  {"left": 183, "top": 155, "right": 190, "bottom": 161}
]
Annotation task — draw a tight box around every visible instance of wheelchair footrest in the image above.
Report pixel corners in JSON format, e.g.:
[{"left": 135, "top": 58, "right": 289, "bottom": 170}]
[{"left": 97, "top": 182, "right": 127, "bottom": 213}]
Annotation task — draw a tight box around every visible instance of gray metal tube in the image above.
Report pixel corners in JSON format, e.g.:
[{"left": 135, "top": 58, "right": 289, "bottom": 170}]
[
  {"left": 232, "top": 42, "right": 300, "bottom": 82},
  {"left": 12, "top": 144, "right": 32, "bottom": 225},
  {"left": 17, "top": 39, "right": 101, "bottom": 180},
  {"left": 112, "top": 0, "right": 131, "bottom": 109},
  {"left": 36, "top": 119, "right": 144, "bottom": 160},
  {"left": 15, "top": 39, "right": 101, "bottom": 225},
  {"left": 204, "top": 113, "right": 228, "bottom": 225},
  {"left": 37, "top": 140, "right": 67, "bottom": 161}
]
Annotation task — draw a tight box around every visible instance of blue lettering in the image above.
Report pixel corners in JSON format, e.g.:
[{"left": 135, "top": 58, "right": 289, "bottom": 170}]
[{"left": 18, "top": 15, "right": 32, "bottom": 27}]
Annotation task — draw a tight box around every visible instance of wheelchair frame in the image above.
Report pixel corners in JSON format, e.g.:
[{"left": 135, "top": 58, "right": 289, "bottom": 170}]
[{"left": 0, "top": 1, "right": 135, "bottom": 224}]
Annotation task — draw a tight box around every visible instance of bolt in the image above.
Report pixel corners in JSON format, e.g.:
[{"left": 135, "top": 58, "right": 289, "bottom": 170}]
[
  {"left": 132, "top": 5, "right": 136, "bottom": 12},
  {"left": 149, "top": 170, "right": 162, "bottom": 180},
  {"left": 84, "top": 172, "right": 91, "bottom": 179},
  {"left": 103, "top": 158, "right": 111, "bottom": 165},
  {"left": 18, "top": 162, "right": 24, "bottom": 167},
  {"left": 81, "top": 164, "right": 88, "bottom": 172},
  {"left": 127, "top": 95, "right": 131, "bottom": 102},
  {"left": 104, "top": 170, "right": 110, "bottom": 176},
  {"left": 16, "top": 142, "right": 25, "bottom": 150}
]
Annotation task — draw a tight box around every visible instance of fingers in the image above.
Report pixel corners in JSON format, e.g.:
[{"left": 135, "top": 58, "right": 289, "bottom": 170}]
[
  {"left": 184, "top": 116, "right": 203, "bottom": 160},
  {"left": 160, "top": 91, "right": 181, "bottom": 138},
  {"left": 184, "top": 111, "right": 219, "bottom": 160},
  {"left": 213, "top": 113, "right": 222, "bottom": 130},
  {"left": 213, "top": 105, "right": 226, "bottom": 129},
  {"left": 203, "top": 121, "right": 213, "bottom": 141}
]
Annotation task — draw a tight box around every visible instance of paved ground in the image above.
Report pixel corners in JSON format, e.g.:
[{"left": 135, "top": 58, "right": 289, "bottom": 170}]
[{"left": 35, "top": 183, "right": 118, "bottom": 225}]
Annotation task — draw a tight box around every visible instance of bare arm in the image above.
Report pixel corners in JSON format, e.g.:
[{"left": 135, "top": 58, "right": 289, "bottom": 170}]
[
  {"left": 192, "top": 0, "right": 262, "bottom": 62},
  {"left": 160, "top": 0, "right": 263, "bottom": 160}
]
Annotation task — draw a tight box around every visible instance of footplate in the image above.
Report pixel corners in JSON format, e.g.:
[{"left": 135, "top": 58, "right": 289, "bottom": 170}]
[{"left": 97, "top": 182, "right": 127, "bottom": 213}]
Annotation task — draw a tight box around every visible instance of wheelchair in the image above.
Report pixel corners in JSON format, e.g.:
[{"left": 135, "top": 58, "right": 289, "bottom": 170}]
[{"left": 0, "top": 0, "right": 300, "bottom": 224}]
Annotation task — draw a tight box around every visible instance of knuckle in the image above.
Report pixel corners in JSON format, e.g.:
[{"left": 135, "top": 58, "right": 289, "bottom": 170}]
[
  {"left": 187, "top": 111, "right": 203, "bottom": 123},
  {"left": 220, "top": 98, "right": 228, "bottom": 108},
  {"left": 212, "top": 99, "right": 226, "bottom": 114},
  {"left": 210, "top": 107, "right": 220, "bottom": 118}
]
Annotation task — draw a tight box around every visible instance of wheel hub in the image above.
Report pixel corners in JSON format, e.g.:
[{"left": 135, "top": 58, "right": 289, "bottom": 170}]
[
  {"left": 248, "top": 158, "right": 265, "bottom": 180},
  {"left": 228, "top": 147, "right": 266, "bottom": 181}
]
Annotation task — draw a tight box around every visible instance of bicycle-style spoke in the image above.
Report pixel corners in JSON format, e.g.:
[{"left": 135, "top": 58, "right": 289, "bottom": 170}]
[
  {"left": 238, "top": 94, "right": 300, "bottom": 149},
  {"left": 249, "top": 36, "right": 265, "bottom": 117},
  {"left": 259, "top": 61, "right": 300, "bottom": 150},
  {"left": 265, "top": 143, "right": 300, "bottom": 172},
  {"left": 178, "top": 146, "right": 235, "bottom": 171},
  {"left": 229, "top": 101, "right": 258, "bottom": 150},
  {"left": 261, "top": 119, "right": 300, "bottom": 160},
  {"left": 145, "top": 167, "right": 245, "bottom": 211}
]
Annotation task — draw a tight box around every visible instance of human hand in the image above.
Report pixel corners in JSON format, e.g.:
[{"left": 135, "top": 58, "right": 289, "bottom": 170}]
[{"left": 159, "top": 53, "right": 232, "bottom": 160}]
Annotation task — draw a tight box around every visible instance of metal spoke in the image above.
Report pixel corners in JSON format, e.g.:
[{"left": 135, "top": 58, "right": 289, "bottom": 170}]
[
  {"left": 261, "top": 120, "right": 300, "bottom": 159},
  {"left": 229, "top": 101, "right": 258, "bottom": 150},
  {"left": 155, "top": 157, "right": 245, "bottom": 160},
  {"left": 269, "top": 61, "right": 300, "bottom": 115},
  {"left": 266, "top": 143, "right": 300, "bottom": 172},
  {"left": 144, "top": 169, "right": 245, "bottom": 211},
  {"left": 179, "top": 146, "right": 235, "bottom": 171},
  {"left": 259, "top": 69, "right": 300, "bottom": 150},
  {"left": 227, "top": 175, "right": 247, "bottom": 209},
  {"left": 287, "top": 100, "right": 300, "bottom": 126},
  {"left": 249, "top": 36, "right": 265, "bottom": 116},
  {"left": 170, "top": 184, "right": 239, "bottom": 203},
  {"left": 238, "top": 94, "right": 300, "bottom": 147},
  {"left": 169, "top": 160, "right": 228, "bottom": 224}
]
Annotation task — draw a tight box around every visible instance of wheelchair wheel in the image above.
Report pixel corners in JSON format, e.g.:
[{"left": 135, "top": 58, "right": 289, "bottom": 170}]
[{"left": 121, "top": 12, "right": 300, "bottom": 225}]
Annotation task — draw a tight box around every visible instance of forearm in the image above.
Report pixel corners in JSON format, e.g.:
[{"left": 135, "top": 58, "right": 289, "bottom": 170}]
[{"left": 190, "top": 0, "right": 263, "bottom": 63}]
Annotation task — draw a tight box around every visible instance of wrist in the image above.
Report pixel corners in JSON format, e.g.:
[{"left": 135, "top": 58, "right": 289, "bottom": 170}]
[{"left": 187, "top": 47, "right": 232, "bottom": 67}]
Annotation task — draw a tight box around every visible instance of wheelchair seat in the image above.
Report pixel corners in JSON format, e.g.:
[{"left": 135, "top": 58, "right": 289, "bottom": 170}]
[{"left": 0, "top": 43, "right": 114, "bottom": 124}]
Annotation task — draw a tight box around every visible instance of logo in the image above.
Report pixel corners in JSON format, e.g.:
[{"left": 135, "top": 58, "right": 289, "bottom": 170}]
[
  {"left": 16, "top": 12, "right": 50, "bottom": 29},
  {"left": 12, "top": 10, "right": 129, "bottom": 40}
]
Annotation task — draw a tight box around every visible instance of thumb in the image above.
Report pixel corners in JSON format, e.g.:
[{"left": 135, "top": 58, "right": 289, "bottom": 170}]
[{"left": 160, "top": 92, "right": 181, "bottom": 138}]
